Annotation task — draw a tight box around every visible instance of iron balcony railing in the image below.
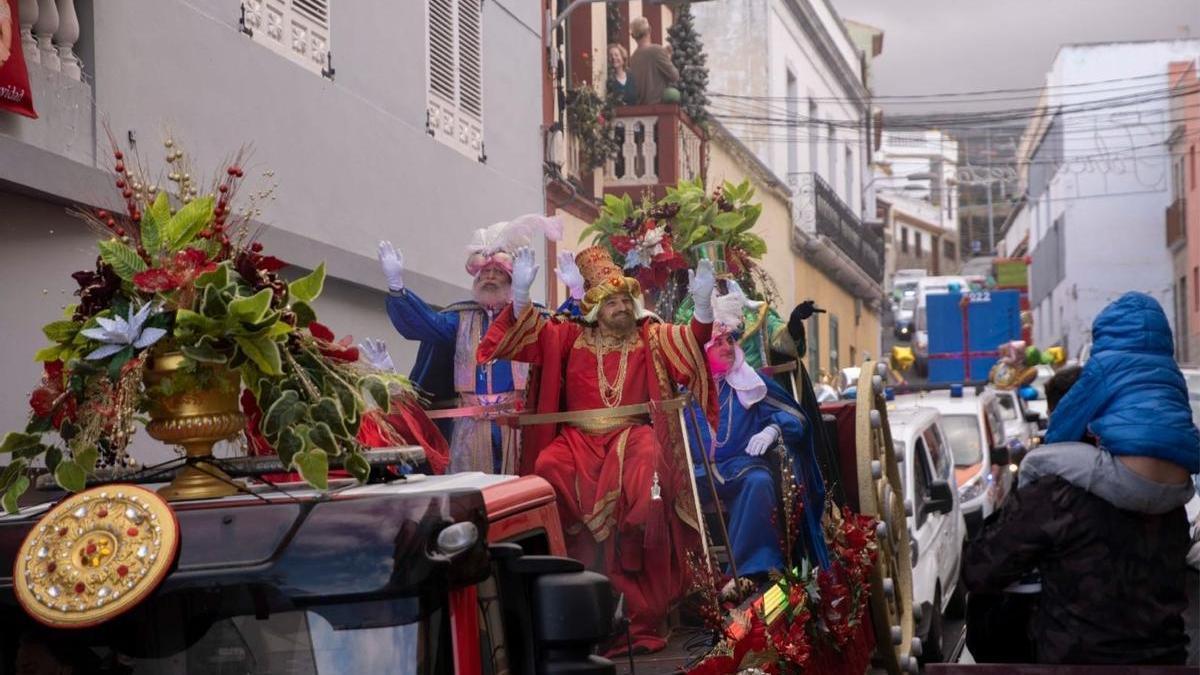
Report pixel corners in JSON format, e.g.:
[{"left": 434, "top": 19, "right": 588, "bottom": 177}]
[{"left": 789, "top": 172, "right": 884, "bottom": 283}]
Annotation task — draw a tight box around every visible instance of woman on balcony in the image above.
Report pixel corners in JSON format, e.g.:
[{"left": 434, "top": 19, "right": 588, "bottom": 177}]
[{"left": 608, "top": 43, "right": 637, "bottom": 106}]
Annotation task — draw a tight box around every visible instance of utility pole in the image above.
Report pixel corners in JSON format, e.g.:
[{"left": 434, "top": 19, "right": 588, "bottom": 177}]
[{"left": 986, "top": 128, "right": 995, "bottom": 254}]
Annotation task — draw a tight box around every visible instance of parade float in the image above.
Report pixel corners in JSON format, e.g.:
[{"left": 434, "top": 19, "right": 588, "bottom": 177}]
[{"left": 580, "top": 178, "right": 920, "bottom": 674}]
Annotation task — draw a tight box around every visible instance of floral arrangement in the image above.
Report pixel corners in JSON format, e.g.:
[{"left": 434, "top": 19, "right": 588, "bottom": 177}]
[
  {"left": 686, "top": 506, "right": 878, "bottom": 674},
  {"left": 0, "top": 136, "right": 411, "bottom": 512},
  {"left": 581, "top": 178, "right": 767, "bottom": 294},
  {"left": 565, "top": 84, "right": 619, "bottom": 170}
]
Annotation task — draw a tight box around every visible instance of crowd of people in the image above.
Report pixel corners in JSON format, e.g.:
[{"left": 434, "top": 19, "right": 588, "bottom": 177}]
[{"left": 375, "top": 212, "right": 1198, "bottom": 664}]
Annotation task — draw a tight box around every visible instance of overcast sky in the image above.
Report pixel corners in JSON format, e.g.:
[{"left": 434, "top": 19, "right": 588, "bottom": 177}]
[{"left": 830, "top": 0, "right": 1198, "bottom": 113}]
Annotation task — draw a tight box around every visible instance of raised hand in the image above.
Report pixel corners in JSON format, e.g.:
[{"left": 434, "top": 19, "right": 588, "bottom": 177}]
[
  {"left": 377, "top": 241, "right": 405, "bottom": 291},
  {"left": 555, "top": 250, "right": 585, "bottom": 300},
  {"left": 358, "top": 337, "right": 395, "bottom": 372},
  {"left": 744, "top": 426, "right": 780, "bottom": 456},
  {"left": 688, "top": 258, "right": 716, "bottom": 322},
  {"left": 511, "top": 247, "right": 539, "bottom": 314}
]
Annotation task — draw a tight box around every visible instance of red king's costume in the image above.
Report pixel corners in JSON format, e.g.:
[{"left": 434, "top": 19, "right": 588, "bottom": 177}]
[{"left": 477, "top": 247, "right": 717, "bottom": 653}]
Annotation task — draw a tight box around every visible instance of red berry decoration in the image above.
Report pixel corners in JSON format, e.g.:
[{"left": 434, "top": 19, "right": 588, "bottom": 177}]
[
  {"left": 226, "top": 166, "right": 237, "bottom": 176},
  {"left": 115, "top": 228, "right": 125, "bottom": 237},
  {"left": 97, "top": 209, "right": 108, "bottom": 219},
  {"left": 126, "top": 527, "right": 138, "bottom": 537},
  {"left": 114, "top": 151, "right": 123, "bottom": 160},
  {"left": 218, "top": 184, "right": 229, "bottom": 193},
  {"left": 117, "top": 565, "right": 129, "bottom": 578},
  {"left": 115, "top": 179, "right": 126, "bottom": 189},
  {"left": 235, "top": 169, "right": 244, "bottom": 178},
  {"left": 122, "top": 189, "right": 133, "bottom": 199},
  {"left": 251, "top": 242, "right": 264, "bottom": 252},
  {"left": 106, "top": 219, "right": 116, "bottom": 229},
  {"left": 74, "top": 582, "right": 85, "bottom": 594},
  {"left": 114, "top": 162, "right": 125, "bottom": 173}
]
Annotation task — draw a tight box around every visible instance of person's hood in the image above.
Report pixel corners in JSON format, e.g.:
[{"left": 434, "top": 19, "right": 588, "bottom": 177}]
[
  {"left": 1018, "top": 442, "right": 1194, "bottom": 515},
  {"left": 1089, "top": 291, "right": 1175, "bottom": 359}
]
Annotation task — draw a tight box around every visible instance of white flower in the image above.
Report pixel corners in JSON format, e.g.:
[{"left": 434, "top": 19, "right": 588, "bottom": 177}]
[{"left": 80, "top": 303, "right": 167, "bottom": 360}]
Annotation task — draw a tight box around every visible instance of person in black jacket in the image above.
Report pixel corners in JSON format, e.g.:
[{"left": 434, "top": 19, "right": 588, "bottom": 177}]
[{"left": 962, "top": 296, "right": 1196, "bottom": 665}]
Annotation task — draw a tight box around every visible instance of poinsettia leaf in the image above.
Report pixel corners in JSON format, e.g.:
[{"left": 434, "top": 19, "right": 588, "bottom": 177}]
[
  {"left": 2, "top": 475, "right": 29, "bottom": 514},
  {"left": 42, "top": 320, "right": 80, "bottom": 343},
  {"left": 180, "top": 342, "right": 228, "bottom": 364},
  {"left": 165, "top": 196, "right": 215, "bottom": 252},
  {"left": 25, "top": 416, "right": 53, "bottom": 434},
  {"left": 142, "top": 192, "right": 169, "bottom": 253},
  {"left": 262, "top": 389, "right": 304, "bottom": 439},
  {"left": 228, "top": 288, "right": 273, "bottom": 324},
  {"left": 292, "top": 449, "right": 329, "bottom": 490},
  {"left": 309, "top": 421, "right": 340, "bottom": 455},
  {"left": 274, "top": 426, "right": 303, "bottom": 467},
  {"left": 174, "top": 309, "right": 220, "bottom": 337},
  {"left": 34, "top": 345, "right": 65, "bottom": 363},
  {"left": 98, "top": 239, "right": 149, "bottom": 282},
  {"left": 291, "top": 301, "right": 316, "bottom": 328},
  {"left": 309, "top": 397, "right": 348, "bottom": 438},
  {"left": 288, "top": 263, "right": 326, "bottom": 304},
  {"left": 360, "top": 376, "right": 391, "bottom": 413},
  {"left": 344, "top": 452, "right": 370, "bottom": 483},
  {"left": 235, "top": 335, "right": 282, "bottom": 376},
  {"left": 54, "top": 459, "right": 86, "bottom": 492},
  {"left": 0, "top": 433, "right": 41, "bottom": 454},
  {"left": 44, "top": 446, "right": 62, "bottom": 474},
  {"left": 74, "top": 446, "right": 99, "bottom": 473},
  {"left": 194, "top": 263, "right": 229, "bottom": 289}
]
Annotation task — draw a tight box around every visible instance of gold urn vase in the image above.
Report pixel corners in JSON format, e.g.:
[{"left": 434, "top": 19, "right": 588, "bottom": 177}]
[{"left": 144, "top": 353, "right": 244, "bottom": 501}]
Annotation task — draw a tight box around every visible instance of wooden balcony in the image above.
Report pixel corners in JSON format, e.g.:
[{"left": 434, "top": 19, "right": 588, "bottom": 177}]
[
  {"left": 602, "top": 104, "right": 707, "bottom": 202},
  {"left": 1167, "top": 198, "right": 1186, "bottom": 249}
]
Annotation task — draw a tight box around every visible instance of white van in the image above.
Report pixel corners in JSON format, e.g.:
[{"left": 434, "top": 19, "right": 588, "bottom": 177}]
[
  {"left": 912, "top": 276, "right": 969, "bottom": 375},
  {"left": 895, "top": 387, "right": 1015, "bottom": 536},
  {"left": 887, "top": 405, "right": 967, "bottom": 663}
]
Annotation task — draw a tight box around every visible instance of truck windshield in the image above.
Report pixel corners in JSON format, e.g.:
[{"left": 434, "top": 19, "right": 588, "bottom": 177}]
[
  {"left": 940, "top": 414, "right": 984, "bottom": 467},
  {"left": 994, "top": 393, "right": 1018, "bottom": 421},
  {"left": 4, "top": 595, "right": 451, "bottom": 674}
]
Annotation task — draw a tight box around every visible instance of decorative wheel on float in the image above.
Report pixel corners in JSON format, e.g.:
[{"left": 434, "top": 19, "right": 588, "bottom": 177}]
[{"left": 855, "top": 362, "right": 918, "bottom": 674}]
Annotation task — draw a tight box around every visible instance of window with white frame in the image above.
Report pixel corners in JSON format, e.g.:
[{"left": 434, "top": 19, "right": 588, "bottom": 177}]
[
  {"left": 427, "top": 0, "right": 484, "bottom": 162},
  {"left": 242, "top": 0, "right": 332, "bottom": 77}
]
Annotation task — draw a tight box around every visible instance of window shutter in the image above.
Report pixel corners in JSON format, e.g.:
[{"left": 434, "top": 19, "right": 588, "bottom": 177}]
[
  {"left": 427, "top": 0, "right": 484, "bottom": 161},
  {"left": 242, "top": 0, "right": 332, "bottom": 77}
]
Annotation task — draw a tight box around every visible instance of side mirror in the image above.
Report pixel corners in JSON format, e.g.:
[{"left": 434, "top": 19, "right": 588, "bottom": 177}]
[
  {"left": 923, "top": 480, "right": 955, "bottom": 517},
  {"left": 1023, "top": 410, "right": 1042, "bottom": 424},
  {"left": 990, "top": 444, "right": 1011, "bottom": 466}
]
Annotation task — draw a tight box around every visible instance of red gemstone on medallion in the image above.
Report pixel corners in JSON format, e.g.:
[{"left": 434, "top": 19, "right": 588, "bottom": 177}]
[
  {"left": 47, "top": 562, "right": 56, "bottom": 573},
  {"left": 85, "top": 542, "right": 97, "bottom": 555},
  {"left": 58, "top": 527, "right": 67, "bottom": 536},
  {"left": 97, "top": 508, "right": 107, "bottom": 518},
  {"left": 117, "top": 565, "right": 128, "bottom": 578},
  {"left": 74, "top": 582, "right": 85, "bottom": 594},
  {"left": 126, "top": 527, "right": 138, "bottom": 537}
]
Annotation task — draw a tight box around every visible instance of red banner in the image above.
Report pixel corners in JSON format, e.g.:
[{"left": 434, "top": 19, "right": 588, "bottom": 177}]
[{"left": 0, "top": 0, "right": 37, "bottom": 119}]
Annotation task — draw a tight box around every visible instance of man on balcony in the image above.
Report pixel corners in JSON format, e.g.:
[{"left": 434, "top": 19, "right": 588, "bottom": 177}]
[
  {"left": 377, "top": 215, "right": 561, "bottom": 474},
  {"left": 629, "top": 16, "right": 679, "bottom": 106}
]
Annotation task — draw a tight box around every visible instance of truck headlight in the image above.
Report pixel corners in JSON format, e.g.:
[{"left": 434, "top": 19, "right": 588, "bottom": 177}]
[{"left": 960, "top": 479, "right": 986, "bottom": 503}]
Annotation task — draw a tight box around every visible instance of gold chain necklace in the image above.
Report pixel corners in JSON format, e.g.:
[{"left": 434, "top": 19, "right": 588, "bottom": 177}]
[
  {"left": 715, "top": 385, "right": 735, "bottom": 447},
  {"left": 597, "top": 338, "right": 632, "bottom": 408}
]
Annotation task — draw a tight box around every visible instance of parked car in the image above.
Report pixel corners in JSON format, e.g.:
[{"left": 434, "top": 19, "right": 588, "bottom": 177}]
[
  {"left": 887, "top": 405, "right": 967, "bottom": 663},
  {"left": 894, "top": 292, "right": 917, "bottom": 341},
  {"left": 990, "top": 386, "right": 1041, "bottom": 453},
  {"left": 895, "top": 386, "right": 1014, "bottom": 537}
]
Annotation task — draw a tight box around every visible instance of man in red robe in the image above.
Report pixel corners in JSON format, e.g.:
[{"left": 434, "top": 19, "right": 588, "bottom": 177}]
[{"left": 478, "top": 246, "right": 718, "bottom": 654}]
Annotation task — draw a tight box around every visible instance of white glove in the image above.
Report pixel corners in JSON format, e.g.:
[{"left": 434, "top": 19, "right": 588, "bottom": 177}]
[
  {"left": 511, "top": 247, "right": 539, "bottom": 315},
  {"left": 688, "top": 259, "right": 716, "bottom": 323},
  {"left": 358, "top": 338, "right": 395, "bottom": 372},
  {"left": 724, "top": 279, "right": 751, "bottom": 307},
  {"left": 745, "top": 425, "right": 780, "bottom": 457},
  {"left": 555, "top": 251, "right": 585, "bottom": 301},
  {"left": 378, "top": 240, "right": 405, "bottom": 291}
]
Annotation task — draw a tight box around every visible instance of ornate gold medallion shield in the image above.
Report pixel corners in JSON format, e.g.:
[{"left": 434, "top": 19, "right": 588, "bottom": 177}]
[{"left": 13, "top": 484, "right": 180, "bottom": 628}]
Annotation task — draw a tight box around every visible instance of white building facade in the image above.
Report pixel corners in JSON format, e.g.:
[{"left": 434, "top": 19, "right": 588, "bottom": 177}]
[
  {"left": 1021, "top": 40, "right": 1200, "bottom": 356},
  {"left": 0, "top": 0, "right": 545, "bottom": 437}
]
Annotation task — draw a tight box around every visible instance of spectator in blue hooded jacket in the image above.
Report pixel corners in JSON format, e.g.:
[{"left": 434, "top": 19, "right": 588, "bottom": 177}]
[{"left": 962, "top": 292, "right": 1198, "bottom": 665}]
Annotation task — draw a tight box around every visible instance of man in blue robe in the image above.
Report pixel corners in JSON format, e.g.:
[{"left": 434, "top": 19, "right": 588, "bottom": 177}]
[
  {"left": 377, "top": 215, "right": 562, "bottom": 474},
  {"left": 687, "top": 297, "right": 829, "bottom": 587}
]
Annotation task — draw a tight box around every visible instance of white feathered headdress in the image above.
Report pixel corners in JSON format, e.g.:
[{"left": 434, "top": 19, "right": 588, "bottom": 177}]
[{"left": 464, "top": 213, "right": 563, "bottom": 276}]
